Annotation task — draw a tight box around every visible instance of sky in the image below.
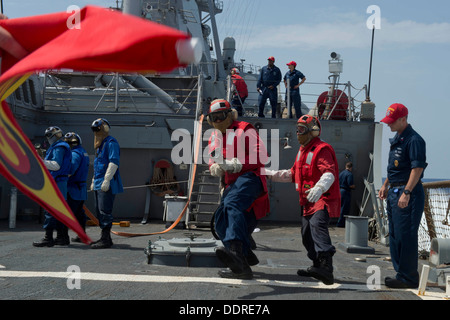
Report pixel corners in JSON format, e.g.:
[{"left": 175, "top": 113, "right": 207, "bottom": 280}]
[{"left": 3, "top": 0, "right": 450, "bottom": 179}]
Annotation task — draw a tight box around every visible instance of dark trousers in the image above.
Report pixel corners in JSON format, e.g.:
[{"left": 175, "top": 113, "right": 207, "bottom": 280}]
[
  {"left": 67, "top": 194, "right": 86, "bottom": 229},
  {"left": 43, "top": 180, "right": 67, "bottom": 231},
  {"left": 94, "top": 189, "right": 115, "bottom": 229},
  {"left": 337, "top": 189, "right": 351, "bottom": 227},
  {"left": 386, "top": 184, "right": 424, "bottom": 286},
  {"left": 232, "top": 95, "right": 246, "bottom": 116},
  {"left": 258, "top": 87, "right": 278, "bottom": 118},
  {"left": 286, "top": 92, "right": 302, "bottom": 119},
  {"left": 301, "top": 208, "right": 336, "bottom": 262},
  {"left": 214, "top": 172, "right": 262, "bottom": 255}
]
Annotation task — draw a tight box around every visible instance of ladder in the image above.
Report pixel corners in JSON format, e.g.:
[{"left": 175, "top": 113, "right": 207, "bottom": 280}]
[
  {"left": 186, "top": 122, "right": 222, "bottom": 228},
  {"left": 187, "top": 164, "right": 221, "bottom": 228}
]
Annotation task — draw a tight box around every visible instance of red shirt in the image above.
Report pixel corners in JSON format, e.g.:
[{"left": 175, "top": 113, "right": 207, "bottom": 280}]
[{"left": 231, "top": 74, "right": 248, "bottom": 98}]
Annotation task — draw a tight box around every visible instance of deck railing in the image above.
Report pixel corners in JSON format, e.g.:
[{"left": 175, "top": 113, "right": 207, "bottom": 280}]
[{"left": 418, "top": 180, "right": 450, "bottom": 252}]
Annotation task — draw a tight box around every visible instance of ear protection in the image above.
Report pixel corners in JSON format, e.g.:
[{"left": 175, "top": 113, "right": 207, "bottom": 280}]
[
  {"left": 310, "top": 117, "right": 321, "bottom": 137},
  {"left": 298, "top": 115, "right": 321, "bottom": 137}
]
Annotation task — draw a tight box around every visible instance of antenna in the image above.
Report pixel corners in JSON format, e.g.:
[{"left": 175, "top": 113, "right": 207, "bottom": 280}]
[
  {"left": 1, "top": 0, "right": 3, "bottom": 14},
  {"left": 367, "top": 26, "right": 375, "bottom": 101}
]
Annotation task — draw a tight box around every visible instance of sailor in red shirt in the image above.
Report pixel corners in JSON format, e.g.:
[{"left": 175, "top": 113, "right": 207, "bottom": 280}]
[
  {"left": 265, "top": 115, "right": 340, "bottom": 285},
  {"left": 207, "top": 99, "right": 269, "bottom": 280},
  {"left": 230, "top": 68, "right": 248, "bottom": 116}
]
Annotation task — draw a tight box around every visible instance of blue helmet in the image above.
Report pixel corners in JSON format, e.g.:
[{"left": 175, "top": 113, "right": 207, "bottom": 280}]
[
  {"left": 91, "top": 118, "right": 110, "bottom": 132},
  {"left": 64, "top": 132, "right": 82, "bottom": 146}
]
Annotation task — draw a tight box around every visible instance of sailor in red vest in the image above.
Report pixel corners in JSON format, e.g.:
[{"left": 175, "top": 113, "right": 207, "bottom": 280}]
[
  {"left": 207, "top": 99, "right": 270, "bottom": 280},
  {"left": 230, "top": 67, "right": 248, "bottom": 116},
  {"left": 265, "top": 115, "right": 340, "bottom": 285}
]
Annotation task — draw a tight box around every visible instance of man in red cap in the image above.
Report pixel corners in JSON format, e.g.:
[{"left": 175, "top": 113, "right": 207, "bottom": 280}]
[
  {"left": 378, "top": 103, "right": 427, "bottom": 289},
  {"left": 256, "top": 56, "right": 282, "bottom": 118},
  {"left": 284, "top": 61, "right": 306, "bottom": 119}
]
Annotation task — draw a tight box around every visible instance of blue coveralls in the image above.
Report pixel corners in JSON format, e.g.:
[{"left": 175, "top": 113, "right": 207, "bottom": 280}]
[
  {"left": 284, "top": 69, "right": 305, "bottom": 119},
  {"left": 337, "top": 169, "right": 353, "bottom": 227},
  {"left": 43, "top": 140, "right": 72, "bottom": 230},
  {"left": 67, "top": 145, "right": 90, "bottom": 228},
  {"left": 386, "top": 124, "right": 427, "bottom": 286},
  {"left": 93, "top": 136, "right": 123, "bottom": 229},
  {"left": 214, "top": 172, "right": 262, "bottom": 255},
  {"left": 257, "top": 65, "right": 282, "bottom": 118}
]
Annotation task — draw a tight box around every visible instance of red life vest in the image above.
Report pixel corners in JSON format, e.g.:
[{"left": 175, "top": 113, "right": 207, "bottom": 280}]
[
  {"left": 292, "top": 137, "right": 340, "bottom": 217},
  {"left": 208, "top": 120, "right": 269, "bottom": 219}
]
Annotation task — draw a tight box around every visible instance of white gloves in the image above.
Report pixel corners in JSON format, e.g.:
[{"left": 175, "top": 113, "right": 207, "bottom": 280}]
[
  {"left": 210, "top": 163, "right": 225, "bottom": 177},
  {"left": 101, "top": 163, "right": 118, "bottom": 192},
  {"left": 306, "top": 172, "right": 335, "bottom": 203},
  {"left": 44, "top": 160, "right": 61, "bottom": 171},
  {"left": 263, "top": 168, "right": 293, "bottom": 183},
  {"left": 220, "top": 158, "right": 242, "bottom": 173},
  {"left": 210, "top": 158, "right": 242, "bottom": 177}
]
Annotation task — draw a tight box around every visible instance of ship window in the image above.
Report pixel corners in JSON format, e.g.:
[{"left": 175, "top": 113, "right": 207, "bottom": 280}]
[
  {"left": 14, "top": 88, "right": 21, "bottom": 101},
  {"left": 22, "top": 81, "right": 30, "bottom": 103},
  {"left": 29, "top": 79, "right": 37, "bottom": 105}
]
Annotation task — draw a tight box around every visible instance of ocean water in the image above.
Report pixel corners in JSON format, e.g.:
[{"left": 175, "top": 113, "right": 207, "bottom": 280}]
[{"left": 382, "top": 177, "right": 449, "bottom": 184}]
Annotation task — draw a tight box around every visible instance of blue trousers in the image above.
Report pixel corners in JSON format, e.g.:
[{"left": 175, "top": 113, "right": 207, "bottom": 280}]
[
  {"left": 386, "top": 184, "right": 424, "bottom": 286},
  {"left": 337, "top": 189, "right": 351, "bottom": 227},
  {"left": 43, "top": 180, "right": 67, "bottom": 230},
  {"left": 94, "top": 189, "right": 115, "bottom": 229},
  {"left": 67, "top": 194, "right": 86, "bottom": 229},
  {"left": 258, "top": 87, "right": 278, "bottom": 118},
  {"left": 214, "top": 172, "right": 262, "bottom": 255},
  {"left": 301, "top": 208, "right": 336, "bottom": 261},
  {"left": 286, "top": 92, "right": 302, "bottom": 119}
]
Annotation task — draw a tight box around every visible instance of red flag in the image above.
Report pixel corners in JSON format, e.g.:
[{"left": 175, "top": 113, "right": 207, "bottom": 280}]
[{"left": 0, "top": 6, "right": 198, "bottom": 244}]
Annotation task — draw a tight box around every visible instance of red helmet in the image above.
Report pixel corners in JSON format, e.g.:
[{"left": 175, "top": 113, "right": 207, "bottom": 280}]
[
  {"left": 208, "top": 99, "right": 231, "bottom": 114},
  {"left": 231, "top": 67, "right": 240, "bottom": 74},
  {"left": 297, "top": 115, "right": 321, "bottom": 137}
]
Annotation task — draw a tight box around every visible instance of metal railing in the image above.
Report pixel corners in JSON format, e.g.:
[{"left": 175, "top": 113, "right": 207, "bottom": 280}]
[{"left": 418, "top": 180, "right": 450, "bottom": 252}]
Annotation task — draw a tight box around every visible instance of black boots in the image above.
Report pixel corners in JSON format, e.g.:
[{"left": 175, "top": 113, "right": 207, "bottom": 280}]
[
  {"left": 33, "top": 229, "right": 55, "bottom": 247},
  {"left": 33, "top": 227, "right": 70, "bottom": 247},
  {"left": 90, "top": 227, "right": 113, "bottom": 249},
  {"left": 307, "top": 252, "right": 334, "bottom": 285},
  {"left": 54, "top": 226, "right": 70, "bottom": 246},
  {"left": 216, "top": 240, "right": 253, "bottom": 280},
  {"left": 297, "top": 259, "right": 320, "bottom": 277}
]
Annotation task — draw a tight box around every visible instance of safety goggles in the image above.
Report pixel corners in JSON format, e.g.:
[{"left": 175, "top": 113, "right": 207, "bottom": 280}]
[
  {"left": 296, "top": 125, "right": 309, "bottom": 135},
  {"left": 45, "top": 126, "right": 61, "bottom": 138},
  {"left": 64, "top": 132, "right": 81, "bottom": 144},
  {"left": 208, "top": 110, "right": 230, "bottom": 123},
  {"left": 91, "top": 118, "right": 108, "bottom": 132}
]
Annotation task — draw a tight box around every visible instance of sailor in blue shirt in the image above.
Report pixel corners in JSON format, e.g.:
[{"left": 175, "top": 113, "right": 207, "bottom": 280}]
[
  {"left": 257, "top": 56, "right": 282, "bottom": 118},
  {"left": 284, "top": 61, "right": 306, "bottom": 119},
  {"left": 90, "top": 118, "right": 123, "bottom": 249},
  {"left": 337, "top": 161, "right": 355, "bottom": 227},
  {"left": 33, "top": 126, "right": 72, "bottom": 247},
  {"left": 64, "top": 132, "right": 90, "bottom": 243},
  {"left": 378, "top": 103, "right": 427, "bottom": 289}
]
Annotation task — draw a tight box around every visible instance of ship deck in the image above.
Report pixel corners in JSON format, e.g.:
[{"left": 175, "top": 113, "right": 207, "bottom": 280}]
[{"left": 0, "top": 219, "right": 447, "bottom": 306}]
